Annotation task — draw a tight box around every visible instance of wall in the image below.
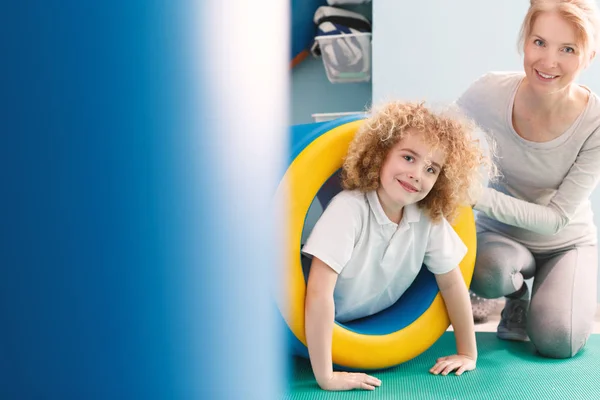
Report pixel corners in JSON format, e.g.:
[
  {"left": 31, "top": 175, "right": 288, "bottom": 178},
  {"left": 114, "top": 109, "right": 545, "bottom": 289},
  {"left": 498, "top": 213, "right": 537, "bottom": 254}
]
[
  {"left": 373, "top": 0, "right": 600, "bottom": 301},
  {"left": 290, "top": 52, "right": 372, "bottom": 125},
  {"left": 290, "top": 0, "right": 326, "bottom": 60}
]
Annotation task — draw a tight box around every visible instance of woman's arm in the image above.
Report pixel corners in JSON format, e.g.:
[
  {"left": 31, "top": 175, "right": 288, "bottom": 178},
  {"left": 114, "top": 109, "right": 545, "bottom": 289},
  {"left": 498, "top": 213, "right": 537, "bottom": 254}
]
[
  {"left": 475, "top": 131, "right": 600, "bottom": 235},
  {"left": 457, "top": 72, "right": 600, "bottom": 235},
  {"left": 474, "top": 188, "right": 565, "bottom": 234}
]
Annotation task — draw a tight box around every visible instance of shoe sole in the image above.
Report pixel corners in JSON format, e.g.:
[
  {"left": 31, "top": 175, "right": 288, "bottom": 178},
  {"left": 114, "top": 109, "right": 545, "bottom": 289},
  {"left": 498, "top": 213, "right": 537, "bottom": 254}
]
[{"left": 497, "top": 330, "right": 530, "bottom": 342}]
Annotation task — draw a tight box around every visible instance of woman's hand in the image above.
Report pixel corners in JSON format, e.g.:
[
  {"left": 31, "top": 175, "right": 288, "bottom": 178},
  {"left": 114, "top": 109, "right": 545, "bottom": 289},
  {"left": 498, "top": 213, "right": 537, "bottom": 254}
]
[
  {"left": 318, "top": 371, "right": 382, "bottom": 391},
  {"left": 429, "top": 354, "right": 476, "bottom": 376}
]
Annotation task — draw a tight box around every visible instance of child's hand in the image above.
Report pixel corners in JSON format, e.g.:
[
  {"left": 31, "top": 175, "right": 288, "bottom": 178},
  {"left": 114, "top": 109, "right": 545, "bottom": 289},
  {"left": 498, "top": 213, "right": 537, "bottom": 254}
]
[
  {"left": 429, "top": 354, "right": 476, "bottom": 376},
  {"left": 318, "top": 371, "right": 382, "bottom": 391}
]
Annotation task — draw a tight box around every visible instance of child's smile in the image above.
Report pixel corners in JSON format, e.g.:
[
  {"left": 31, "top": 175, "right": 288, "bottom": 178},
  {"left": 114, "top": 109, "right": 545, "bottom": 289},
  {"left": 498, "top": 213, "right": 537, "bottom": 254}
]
[
  {"left": 377, "top": 130, "right": 446, "bottom": 222},
  {"left": 397, "top": 178, "right": 419, "bottom": 193}
]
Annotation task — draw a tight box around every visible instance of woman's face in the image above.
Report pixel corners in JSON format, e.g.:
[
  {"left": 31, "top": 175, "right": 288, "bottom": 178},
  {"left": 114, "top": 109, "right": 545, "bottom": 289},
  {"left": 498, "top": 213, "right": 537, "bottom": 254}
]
[{"left": 523, "top": 11, "right": 589, "bottom": 95}]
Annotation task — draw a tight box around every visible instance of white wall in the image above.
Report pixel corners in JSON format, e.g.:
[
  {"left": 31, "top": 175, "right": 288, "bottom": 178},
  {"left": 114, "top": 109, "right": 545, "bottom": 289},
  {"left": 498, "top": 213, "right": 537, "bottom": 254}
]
[
  {"left": 373, "top": 0, "right": 600, "bottom": 301},
  {"left": 373, "top": 1, "right": 600, "bottom": 102}
]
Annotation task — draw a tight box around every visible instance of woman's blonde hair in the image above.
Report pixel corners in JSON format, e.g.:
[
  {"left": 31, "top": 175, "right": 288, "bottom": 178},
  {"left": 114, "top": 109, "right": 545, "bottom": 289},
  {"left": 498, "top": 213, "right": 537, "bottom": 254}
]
[
  {"left": 518, "top": 0, "right": 600, "bottom": 58},
  {"left": 341, "top": 101, "right": 486, "bottom": 223}
]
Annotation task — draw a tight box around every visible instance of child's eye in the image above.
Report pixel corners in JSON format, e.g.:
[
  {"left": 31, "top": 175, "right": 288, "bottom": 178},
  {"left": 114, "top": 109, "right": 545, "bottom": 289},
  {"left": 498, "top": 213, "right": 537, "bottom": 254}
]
[
  {"left": 426, "top": 166, "right": 437, "bottom": 174},
  {"left": 533, "top": 38, "right": 544, "bottom": 47},
  {"left": 403, "top": 155, "right": 414, "bottom": 162},
  {"left": 563, "top": 46, "right": 575, "bottom": 54}
]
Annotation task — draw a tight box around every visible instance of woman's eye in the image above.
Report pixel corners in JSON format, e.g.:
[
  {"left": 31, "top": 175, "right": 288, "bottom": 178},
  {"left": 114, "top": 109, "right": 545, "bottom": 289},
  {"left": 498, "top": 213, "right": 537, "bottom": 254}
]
[
  {"left": 534, "top": 39, "right": 544, "bottom": 46},
  {"left": 427, "top": 167, "right": 436, "bottom": 174},
  {"left": 403, "top": 155, "right": 414, "bottom": 162},
  {"left": 563, "top": 46, "right": 575, "bottom": 54}
]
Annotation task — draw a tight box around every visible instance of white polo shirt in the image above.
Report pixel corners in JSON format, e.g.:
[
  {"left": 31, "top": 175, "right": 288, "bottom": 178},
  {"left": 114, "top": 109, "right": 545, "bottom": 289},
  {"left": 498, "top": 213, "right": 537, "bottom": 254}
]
[{"left": 302, "top": 190, "right": 467, "bottom": 323}]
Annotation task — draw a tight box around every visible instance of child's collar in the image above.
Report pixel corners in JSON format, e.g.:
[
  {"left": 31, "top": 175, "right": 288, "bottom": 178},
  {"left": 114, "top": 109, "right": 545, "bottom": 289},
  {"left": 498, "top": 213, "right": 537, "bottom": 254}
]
[{"left": 366, "top": 191, "right": 421, "bottom": 226}]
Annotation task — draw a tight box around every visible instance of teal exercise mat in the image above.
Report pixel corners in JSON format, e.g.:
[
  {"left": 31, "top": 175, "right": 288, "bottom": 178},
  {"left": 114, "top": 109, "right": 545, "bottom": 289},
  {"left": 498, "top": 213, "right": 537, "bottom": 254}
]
[{"left": 283, "top": 332, "right": 600, "bottom": 400}]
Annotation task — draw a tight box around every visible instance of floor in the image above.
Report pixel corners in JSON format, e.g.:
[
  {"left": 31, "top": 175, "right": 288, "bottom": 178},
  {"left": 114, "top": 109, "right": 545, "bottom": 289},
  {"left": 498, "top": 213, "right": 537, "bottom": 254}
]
[
  {"left": 286, "top": 333, "right": 600, "bottom": 399},
  {"left": 456, "top": 299, "right": 600, "bottom": 333}
]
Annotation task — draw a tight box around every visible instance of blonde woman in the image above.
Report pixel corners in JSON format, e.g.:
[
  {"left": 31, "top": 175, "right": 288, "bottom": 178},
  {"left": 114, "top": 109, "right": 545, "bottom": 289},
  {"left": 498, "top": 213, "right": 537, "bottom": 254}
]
[{"left": 458, "top": 0, "right": 600, "bottom": 358}]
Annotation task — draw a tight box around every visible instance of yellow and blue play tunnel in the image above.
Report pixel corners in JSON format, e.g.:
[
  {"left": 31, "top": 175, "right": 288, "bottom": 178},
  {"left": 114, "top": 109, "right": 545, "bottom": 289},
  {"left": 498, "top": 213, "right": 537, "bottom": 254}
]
[{"left": 275, "top": 115, "right": 477, "bottom": 370}]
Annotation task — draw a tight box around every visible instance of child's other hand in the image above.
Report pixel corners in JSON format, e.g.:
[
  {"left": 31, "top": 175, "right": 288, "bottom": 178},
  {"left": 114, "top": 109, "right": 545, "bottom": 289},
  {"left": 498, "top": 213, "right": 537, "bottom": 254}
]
[
  {"left": 318, "top": 371, "right": 382, "bottom": 391},
  {"left": 429, "top": 354, "right": 476, "bottom": 376}
]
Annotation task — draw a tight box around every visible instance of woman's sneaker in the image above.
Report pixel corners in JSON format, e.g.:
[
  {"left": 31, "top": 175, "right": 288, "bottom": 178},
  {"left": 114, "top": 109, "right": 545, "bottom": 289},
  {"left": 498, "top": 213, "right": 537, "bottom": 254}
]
[
  {"left": 497, "top": 297, "right": 530, "bottom": 342},
  {"left": 470, "top": 291, "right": 495, "bottom": 323}
]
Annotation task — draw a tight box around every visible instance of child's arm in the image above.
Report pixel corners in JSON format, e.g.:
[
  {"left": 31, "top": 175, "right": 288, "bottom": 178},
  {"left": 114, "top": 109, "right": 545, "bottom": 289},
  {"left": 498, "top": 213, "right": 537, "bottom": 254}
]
[
  {"left": 430, "top": 267, "right": 477, "bottom": 376},
  {"left": 305, "top": 257, "right": 382, "bottom": 391}
]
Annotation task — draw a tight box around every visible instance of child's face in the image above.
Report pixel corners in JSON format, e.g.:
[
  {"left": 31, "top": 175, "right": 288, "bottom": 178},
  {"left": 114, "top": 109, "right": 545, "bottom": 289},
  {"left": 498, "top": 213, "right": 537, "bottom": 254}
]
[{"left": 378, "top": 131, "right": 446, "bottom": 209}]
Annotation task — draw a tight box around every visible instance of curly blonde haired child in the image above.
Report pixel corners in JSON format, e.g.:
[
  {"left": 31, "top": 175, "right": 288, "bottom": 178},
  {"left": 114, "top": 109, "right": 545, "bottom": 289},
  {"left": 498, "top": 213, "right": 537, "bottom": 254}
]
[
  {"left": 302, "top": 101, "right": 487, "bottom": 392},
  {"left": 342, "top": 101, "right": 485, "bottom": 223}
]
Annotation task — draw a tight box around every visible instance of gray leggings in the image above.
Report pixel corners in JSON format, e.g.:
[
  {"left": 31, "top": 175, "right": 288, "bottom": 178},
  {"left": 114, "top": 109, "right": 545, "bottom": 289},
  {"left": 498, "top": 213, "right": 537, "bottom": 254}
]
[{"left": 471, "top": 231, "right": 598, "bottom": 358}]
